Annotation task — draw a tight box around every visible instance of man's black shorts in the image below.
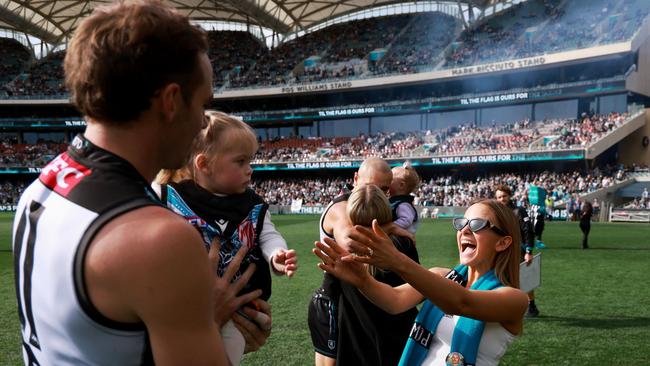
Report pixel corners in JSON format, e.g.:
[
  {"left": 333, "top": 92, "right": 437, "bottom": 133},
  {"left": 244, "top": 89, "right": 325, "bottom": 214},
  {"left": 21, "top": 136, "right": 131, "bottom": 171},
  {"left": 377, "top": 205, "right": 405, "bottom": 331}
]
[{"left": 307, "top": 288, "right": 339, "bottom": 358}]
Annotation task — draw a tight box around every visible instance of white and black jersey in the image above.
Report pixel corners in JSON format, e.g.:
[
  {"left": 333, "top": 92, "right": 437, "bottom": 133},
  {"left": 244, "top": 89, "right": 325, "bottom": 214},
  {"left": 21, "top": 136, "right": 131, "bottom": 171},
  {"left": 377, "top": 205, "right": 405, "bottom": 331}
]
[{"left": 12, "top": 134, "right": 161, "bottom": 365}]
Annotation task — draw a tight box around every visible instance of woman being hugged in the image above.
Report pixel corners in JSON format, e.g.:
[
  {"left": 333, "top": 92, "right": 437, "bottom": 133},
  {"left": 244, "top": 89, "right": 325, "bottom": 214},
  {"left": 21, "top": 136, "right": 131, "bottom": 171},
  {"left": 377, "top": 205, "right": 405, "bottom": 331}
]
[{"left": 315, "top": 199, "right": 527, "bottom": 366}]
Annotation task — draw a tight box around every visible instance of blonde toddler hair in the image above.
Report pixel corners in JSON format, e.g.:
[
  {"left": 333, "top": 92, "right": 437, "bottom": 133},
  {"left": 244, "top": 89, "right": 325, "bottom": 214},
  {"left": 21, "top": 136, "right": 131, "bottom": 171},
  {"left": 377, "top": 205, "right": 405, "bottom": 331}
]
[
  {"left": 392, "top": 164, "right": 420, "bottom": 194},
  {"left": 157, "top": 110, "right": 258, "bottom": 184}
]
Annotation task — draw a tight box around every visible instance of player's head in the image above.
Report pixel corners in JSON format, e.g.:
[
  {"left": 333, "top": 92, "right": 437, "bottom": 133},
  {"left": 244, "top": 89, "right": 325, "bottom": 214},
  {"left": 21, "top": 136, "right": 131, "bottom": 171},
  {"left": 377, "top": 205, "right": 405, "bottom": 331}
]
[
  {"left": 347, "top": 184, "right": 393, "bottom": 227},
  {"left": 390, "top": 163, "right": 420, "bottom": 196},
  {"left": 455, "top": 199, "right": 520, "bottom": 288},
  {"left": 354, "top": 157, "right": 392, "bottom": 195},
  {"left": 494, "top": 184, "right": 513, "bottom": 206},
  {"left": 64, "top": 0, "right": 212, "bottom": 169},
  {"left": 186, "top": 111, "right": 258, "bottom": 194}
]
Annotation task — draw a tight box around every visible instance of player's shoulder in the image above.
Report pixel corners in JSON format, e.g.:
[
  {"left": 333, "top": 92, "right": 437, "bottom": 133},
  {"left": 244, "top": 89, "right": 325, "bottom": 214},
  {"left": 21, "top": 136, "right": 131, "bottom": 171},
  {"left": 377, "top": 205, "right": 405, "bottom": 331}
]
[{"left": 90, "top": 205, "right": 204, "bottom": 271}]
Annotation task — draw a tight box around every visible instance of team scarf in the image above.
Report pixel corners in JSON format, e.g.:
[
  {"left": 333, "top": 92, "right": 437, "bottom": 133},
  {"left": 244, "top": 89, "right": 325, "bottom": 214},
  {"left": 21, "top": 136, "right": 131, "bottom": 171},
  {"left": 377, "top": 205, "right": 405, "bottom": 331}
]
[{"left": 398, "top": 265, "right": 503, "bottom": 366}]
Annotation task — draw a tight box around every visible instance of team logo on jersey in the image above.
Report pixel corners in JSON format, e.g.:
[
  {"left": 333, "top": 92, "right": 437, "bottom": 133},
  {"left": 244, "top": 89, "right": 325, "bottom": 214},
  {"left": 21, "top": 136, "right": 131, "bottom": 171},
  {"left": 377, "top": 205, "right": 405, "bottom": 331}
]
[
  {"left": 215, "top": 219, "right": 229, "bottom": 233},
  {"left": 238, "top": 219, "right": 256, "bottom": 249},
  {"left": 39, "top": 153, "right": 92, "bottom": 196}
]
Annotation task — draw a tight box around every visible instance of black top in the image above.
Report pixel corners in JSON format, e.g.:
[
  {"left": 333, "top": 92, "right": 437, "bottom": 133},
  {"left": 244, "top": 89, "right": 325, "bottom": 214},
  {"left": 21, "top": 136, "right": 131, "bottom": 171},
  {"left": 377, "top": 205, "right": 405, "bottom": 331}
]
[
  {"left": 318, "top": 193, "right": 351, "bottom": 298},
  {"left": 580, "top": 202, "right": 593, "bottom": 223},
  {"left": 167, "top": 180, "right": 272, "bottom": 300},
  {"left": 509, "top": 201, "right": 534, "bottom": 250},
  {"left": 336, "top": 235, "right": 420, "bottom": 366}
]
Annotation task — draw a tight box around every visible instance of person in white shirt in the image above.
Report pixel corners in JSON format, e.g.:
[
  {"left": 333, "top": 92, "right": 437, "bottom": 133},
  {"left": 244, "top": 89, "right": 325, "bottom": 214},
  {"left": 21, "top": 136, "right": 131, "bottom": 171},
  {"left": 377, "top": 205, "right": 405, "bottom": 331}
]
[{"left": 314, "top": 199, "right": 527, "bottom": 365}]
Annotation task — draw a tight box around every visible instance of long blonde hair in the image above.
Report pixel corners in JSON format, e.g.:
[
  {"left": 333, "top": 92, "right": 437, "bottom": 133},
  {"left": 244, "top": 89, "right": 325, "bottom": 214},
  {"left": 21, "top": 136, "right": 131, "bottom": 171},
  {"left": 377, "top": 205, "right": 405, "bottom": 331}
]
[
  {"left": 473, "top": 199, "right": 521, "bottom": 288},
  {"left": 347, "top": 184, "right": 392, "bottom": 276},
  {"left": 347, "top": 184, "right": 392, "bottom": 227},
  {"left": 156, "top": 110, "right": 258, "bottom": 184}
]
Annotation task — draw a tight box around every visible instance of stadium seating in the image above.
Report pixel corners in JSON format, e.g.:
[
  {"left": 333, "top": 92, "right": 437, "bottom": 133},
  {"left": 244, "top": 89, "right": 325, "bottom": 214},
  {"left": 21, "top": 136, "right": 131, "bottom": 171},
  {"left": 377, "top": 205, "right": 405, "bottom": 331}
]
[
  {"left": 0, "top": 38, "right": 31, "bottom": 90},
  {"left": 254, "top": 113, "right": 630, "bottom": 162},
  {"left": 0, "top": 1, "right": 648, "bottom": 93},
  {"left": 4, "top": 51, "right": 65, "bottom": 97},
  {"left": 372, "top": 12, "right": 459, "bottom": 75},
  {"left": 207, "top": 31, "right": 266, "bottom": 88},
  {"left": 445, "top": 0, "right": 650, "bottom": 69},
  {"left": 247, "top": 167, "right": 626, "bottom": 207},
  {"left": 0, "top": 138, "right": 66, "bottom": 168}
]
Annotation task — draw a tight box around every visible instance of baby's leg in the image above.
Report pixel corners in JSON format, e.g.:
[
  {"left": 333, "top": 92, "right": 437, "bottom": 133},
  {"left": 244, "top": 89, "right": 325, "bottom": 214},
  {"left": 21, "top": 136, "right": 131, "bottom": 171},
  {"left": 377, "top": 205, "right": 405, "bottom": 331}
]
[{"left": 221, "top": 319, "right": 246, "bottom": 365}]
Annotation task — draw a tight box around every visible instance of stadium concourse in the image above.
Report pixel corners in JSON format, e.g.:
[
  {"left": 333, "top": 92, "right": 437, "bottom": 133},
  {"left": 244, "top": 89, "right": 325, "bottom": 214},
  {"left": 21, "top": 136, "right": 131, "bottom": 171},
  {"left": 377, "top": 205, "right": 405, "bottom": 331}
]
[{"left": 2, "top": 0, "right": 650, "bottom": 364}]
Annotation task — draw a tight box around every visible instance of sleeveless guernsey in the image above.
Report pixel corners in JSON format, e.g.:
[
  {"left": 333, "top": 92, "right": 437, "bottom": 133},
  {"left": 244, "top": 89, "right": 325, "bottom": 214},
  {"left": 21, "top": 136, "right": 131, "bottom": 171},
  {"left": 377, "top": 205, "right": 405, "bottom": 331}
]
[
  {"left": 317, "top": 193, "right": 349, "bottom": 296},
  {"left": 12, "top": 134, "right": 160, "bottom": 365}
]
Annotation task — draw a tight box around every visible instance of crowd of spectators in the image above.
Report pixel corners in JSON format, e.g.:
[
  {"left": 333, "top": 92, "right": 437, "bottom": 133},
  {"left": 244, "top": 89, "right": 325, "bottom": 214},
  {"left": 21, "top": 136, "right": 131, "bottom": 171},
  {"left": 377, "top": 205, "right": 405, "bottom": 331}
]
[
  {"left": 252, "top": 177, "right": 349, "bottom": 206},
  {"left": 548, "top": 112, "right": 628, "bottom": 148},
  {"left": 207, "top": 31, "right": 266, "bottom": 88},
  {"left": 0, "top": 113, "right": 632, "bottom": 171},
  {"left": 246, "top": 167, "right": 625, "bottom": 207},
  {"left": 444, "top": 0, "right": 649, "bottom": 69},
  {"left": 255, "top": 131, "right": 425, "bottom": 162},
  {"left": 619, "top": 186, "right": 650, "bottom": 209},
  {"left": 0, "top": 0, "right": 648, "bottom": 94},
  {"left": 254, "top": 113, "right": 630, "bottom": 163},
  {"left": 372, "top": 12, "right": 459, "bottom": 75},
  {"left": 622, "top": 195, "right": 650, "bottom": 209},
  {"left": 0, "top": 181, "right": 27, "bottom": 207},
  {"left": 3, "top": 51, "right": 66, "bottom": 97},
  {"left": 414, "top": 167, "right": 624, "bottom": 207},
  {"left": 0, "top": 39, "right": 31, "bottom": 87},
  {"left": 0, "top": 137, "right": 66, "bottom": 168}
]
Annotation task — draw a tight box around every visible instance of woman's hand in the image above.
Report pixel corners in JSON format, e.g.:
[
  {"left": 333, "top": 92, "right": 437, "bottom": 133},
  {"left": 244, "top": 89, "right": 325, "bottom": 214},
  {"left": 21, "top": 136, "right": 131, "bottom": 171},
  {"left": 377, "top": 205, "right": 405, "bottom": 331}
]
[
  {"left": 313, "top": 237, "right": 371, "bottom": 288},
  {"left": 344, "top": 220, "right": 404, "bottom": 272}
]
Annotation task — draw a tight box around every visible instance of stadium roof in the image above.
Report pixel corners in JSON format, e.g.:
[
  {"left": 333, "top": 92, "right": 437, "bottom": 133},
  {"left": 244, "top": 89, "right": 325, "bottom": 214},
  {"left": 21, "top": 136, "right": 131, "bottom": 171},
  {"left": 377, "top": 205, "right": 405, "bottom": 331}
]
[{"left": 0, "top": 0, "right": 507, "bottom": 46}]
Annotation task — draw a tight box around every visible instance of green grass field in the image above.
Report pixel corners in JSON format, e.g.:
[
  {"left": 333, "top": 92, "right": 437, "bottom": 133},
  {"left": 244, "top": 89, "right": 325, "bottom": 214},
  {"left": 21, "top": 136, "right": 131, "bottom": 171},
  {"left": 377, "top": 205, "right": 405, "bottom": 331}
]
[{"left": 1, "top": 212, "right": 649, "bottom": 365}]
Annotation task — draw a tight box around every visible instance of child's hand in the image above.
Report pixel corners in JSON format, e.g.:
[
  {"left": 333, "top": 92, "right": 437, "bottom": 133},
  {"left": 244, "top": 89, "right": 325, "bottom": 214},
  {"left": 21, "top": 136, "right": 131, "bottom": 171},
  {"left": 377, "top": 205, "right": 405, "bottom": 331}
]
[{"left": 272, "top": 249, "right": 298, "bottom": 277}]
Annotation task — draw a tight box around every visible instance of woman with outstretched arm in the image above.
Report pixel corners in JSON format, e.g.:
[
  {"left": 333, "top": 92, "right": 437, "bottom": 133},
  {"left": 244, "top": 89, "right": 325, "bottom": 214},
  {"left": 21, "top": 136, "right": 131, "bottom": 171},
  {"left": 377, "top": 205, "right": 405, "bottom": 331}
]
[{"left": 314, "top": 199, "right": 528, "bottom": 366}]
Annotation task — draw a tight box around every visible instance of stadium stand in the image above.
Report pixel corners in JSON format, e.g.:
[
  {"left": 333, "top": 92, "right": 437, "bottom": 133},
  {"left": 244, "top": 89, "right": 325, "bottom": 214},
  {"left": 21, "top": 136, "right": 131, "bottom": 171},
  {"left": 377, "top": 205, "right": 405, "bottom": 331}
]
[
  {"left": 208, "top": 31, "right": 266, "bottom": 88},
  {"left": 371, "top": 12, "right": 460, "bottom": 75},
  {"left": 247, "top": 167, "right": 626, "bottom": 207},
  {"left": 0, "top": 0, "right": 648, "bottom": 93},
  {"left": 4, "top": 51, "right": 66, "bottom": 97},
  {"left": 0, "top": 38, "right": 31, "bottom": 91},
  {"left": 254, "top": 113, "right": 631, "bottom": 162},
  {"left": 0, "top": 137, "right": 66, "bottom": 168}
]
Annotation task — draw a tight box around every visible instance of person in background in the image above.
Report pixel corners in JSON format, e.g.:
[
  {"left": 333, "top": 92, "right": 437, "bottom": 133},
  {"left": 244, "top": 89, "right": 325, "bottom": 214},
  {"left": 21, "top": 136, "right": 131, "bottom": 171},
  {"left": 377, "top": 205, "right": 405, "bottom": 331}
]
[
  {"left": 579, "top": 201, "right": 593, "bottom": 249},
  {"left": 389, "top": 163, "right": 421, "bottom": 235},
  {"left": 495, "top": 185, "right": 539, "bottom": 317}
]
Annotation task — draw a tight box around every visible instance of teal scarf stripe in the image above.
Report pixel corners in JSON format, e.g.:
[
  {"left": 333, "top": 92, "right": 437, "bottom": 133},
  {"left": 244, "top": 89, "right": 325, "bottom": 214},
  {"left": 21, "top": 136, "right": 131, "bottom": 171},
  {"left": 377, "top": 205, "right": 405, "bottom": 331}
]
[{"left": 398, "top": 265, "right": 503, "bottom": 366}]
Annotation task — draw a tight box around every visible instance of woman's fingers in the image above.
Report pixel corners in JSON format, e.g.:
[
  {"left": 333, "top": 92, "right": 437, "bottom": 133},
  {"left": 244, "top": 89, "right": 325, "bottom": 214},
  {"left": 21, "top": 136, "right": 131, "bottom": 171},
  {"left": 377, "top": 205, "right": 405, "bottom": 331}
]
[
  {"left": 371, "top": 219, "right": 389, "bottom": 239},
  {"left": 312, "top": 247, "right": 333, "bottom": 264},
  {"left": 322, "top": 237, "right": 344, "bottom": 254}
]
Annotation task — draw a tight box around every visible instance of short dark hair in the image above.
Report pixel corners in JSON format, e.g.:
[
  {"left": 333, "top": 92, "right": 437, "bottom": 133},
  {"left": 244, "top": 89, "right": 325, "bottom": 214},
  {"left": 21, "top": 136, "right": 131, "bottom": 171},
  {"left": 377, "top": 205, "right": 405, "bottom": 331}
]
[
  {"left": 494, "top": 184, "right": 512, "bottom": 197},
  {"left": 64, "top": 0, "right": 208, "bottom": 123}
]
